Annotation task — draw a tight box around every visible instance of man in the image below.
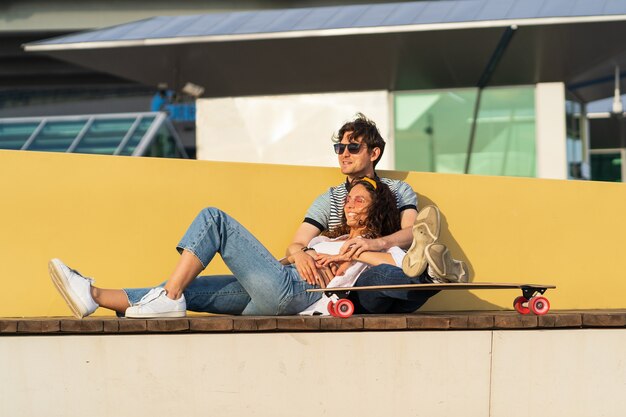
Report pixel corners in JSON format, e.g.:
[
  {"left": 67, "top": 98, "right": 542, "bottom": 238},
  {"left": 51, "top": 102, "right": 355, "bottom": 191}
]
[{"left": 286, "top": 113, "right": 466, "bottom": 314}]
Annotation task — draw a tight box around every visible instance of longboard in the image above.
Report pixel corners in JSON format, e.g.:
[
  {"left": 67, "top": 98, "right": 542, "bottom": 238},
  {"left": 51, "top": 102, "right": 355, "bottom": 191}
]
[{"left": 307, "top": 282, "right": 556, "bottom": 318}]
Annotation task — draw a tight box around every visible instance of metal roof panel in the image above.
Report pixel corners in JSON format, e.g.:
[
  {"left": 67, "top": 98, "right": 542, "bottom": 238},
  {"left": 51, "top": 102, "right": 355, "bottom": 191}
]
[
  {"left": 290, "top": 7, "right": 339, "bottom": 31},
  {"left": 319, "top": 5, "right": 369, "bottom": 30},
  {"left": 537, "top": 0, "right": 575, "bottom": 18},
  {"left": 507, "top": 0, "right": 546, "bottom": 19},
  {"left": 572, "top": 0, "right": 609, "bottom": 16},
  {"left": 605, "top": 0, "right": 626, "bottom": 14},
  {"left": 233, "top": 9, "right": 289, "bottom": 34},
  {"left": 353, "top": 4, "right": 397, "bottom": 27},
  {"left": 153, "top": 15, "right": 210, "bottom": 38},
  {"left": 475, "top": 0, "right": 515, "bottom": 21},
  {"left": 114, "top": 16, "right": 174, "bottom": 39},
  {"left": 207, "top": 11, "right": 258, "bottom": 34},
  {"left": 444, "top": 0, "right": 482, "bottom": 23},
  {"left": 176, "top": 14, "right": 226, "bottom": 37},
  {"left": 381, "top": 2, "right": 429, "bottom": 26},
  {"left": 79, "top": 23, "right": 138, "bottom": 42},
  {"left": 261, "top": 8, "right": 313, "bottom": 33},
  {"left": 418, "top": 1, "right": 457, "bottom": 24}
]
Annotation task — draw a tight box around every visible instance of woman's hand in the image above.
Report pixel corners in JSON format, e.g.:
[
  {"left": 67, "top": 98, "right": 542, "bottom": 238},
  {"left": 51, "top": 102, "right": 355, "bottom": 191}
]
[
  {"left": 315, "top": 254, "right": 353, "bottom": 278},
  {"left": 332, "top": 261, "right": 352, "bottom": 277},
  {"left": 315, "top": 253, "right": 352, "bottom": 266},
  {"left": 292, "top": 250, "right": 334, "bottom": 288}
]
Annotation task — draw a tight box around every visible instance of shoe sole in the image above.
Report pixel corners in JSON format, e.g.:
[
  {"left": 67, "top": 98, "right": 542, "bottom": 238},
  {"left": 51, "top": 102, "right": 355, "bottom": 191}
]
[
  {"left": 48, "top": 259, "right": 88, "bottom": 319},
  {"left": 402, "top": 207, "right": 440, "bottom": 277},
  {"left": 424, "top": 245, "right": 469, "bottom": 283},
  {"left": 125, "top": 310, "right": 186, "bottom": 319},
  {"left": 402, "top": 231, "right": 434, "bottom": 277},
  {"left": 424, "top": 244, "right": 447, "bottom": 279}
]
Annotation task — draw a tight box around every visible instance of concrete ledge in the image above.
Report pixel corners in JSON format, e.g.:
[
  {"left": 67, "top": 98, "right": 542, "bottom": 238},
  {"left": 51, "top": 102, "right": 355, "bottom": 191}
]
[{"left": 2, "top": 310, "right": 626, "bottom": 335}]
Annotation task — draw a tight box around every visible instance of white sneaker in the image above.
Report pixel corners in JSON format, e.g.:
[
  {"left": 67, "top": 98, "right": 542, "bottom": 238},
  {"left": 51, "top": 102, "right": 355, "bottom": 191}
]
[
  {"left": 125, "top": 287, "right": 186, "bottom": 318},
  {"left": 48, "top": 258, "right": 99, "bottom": 319},
  {"left": 402, "top": 205, "right": 441, "bottom": 277},
  {"left": 425, "top": 243, "right": 469, "bottom": 283}
]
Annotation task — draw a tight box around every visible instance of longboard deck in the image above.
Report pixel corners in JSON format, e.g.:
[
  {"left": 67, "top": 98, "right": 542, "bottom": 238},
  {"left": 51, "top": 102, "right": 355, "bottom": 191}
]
[
  {"left": 312, "top": 282, "right": 557, "bottom": 317},
  {"left": 308, "top": 282, "right": 556, "bottom": 293}
]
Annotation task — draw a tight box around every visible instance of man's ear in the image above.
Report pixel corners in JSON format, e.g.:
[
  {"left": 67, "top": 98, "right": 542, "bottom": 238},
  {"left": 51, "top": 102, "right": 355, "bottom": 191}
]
[{"left": 369, "top": 147, "right": 381, "bottom": 162}]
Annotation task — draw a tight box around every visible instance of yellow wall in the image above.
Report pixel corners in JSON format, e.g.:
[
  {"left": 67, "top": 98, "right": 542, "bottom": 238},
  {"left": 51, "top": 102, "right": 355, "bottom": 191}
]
[{"left": 1, "top": 149, "right": 625, "bottom": 316}]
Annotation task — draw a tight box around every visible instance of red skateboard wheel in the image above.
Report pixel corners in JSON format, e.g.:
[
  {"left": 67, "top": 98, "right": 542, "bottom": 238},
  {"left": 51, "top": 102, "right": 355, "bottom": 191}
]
[
  {"left": 335, "top": 299, "right": 354, "bottom": 318},
  {"left": 513, "top": 296, "right": 530, "bottom": 315},
  {"left": 529, "top": 296, "right": 550, "bottom": 315},
  {"left": 327, "top": 301, "right": 337, "bottom": 317}
]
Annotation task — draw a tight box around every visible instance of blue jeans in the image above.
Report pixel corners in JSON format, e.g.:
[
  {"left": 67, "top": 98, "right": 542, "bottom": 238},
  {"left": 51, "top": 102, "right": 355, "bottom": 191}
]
[
  {"left": 124, "top": 207, "right": 321, "bottom": 315},
  {"left": 349, "top": 264, "right": 438, "bottom": 314}
]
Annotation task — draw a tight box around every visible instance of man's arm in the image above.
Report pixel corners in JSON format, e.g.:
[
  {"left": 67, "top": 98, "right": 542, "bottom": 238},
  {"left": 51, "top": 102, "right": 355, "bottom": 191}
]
[
  {"left": 383, "top": 208, "right": 417, "bottom": 249},
  {"left": 286, "top": 222, "right": 320, "bottom": 256},
  {"left": 338, "top": 208, "right": 417, "bottom": 258}
]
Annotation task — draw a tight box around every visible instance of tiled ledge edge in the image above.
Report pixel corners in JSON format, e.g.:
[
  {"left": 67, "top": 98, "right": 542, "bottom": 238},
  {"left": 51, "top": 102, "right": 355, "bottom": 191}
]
[{"left": 2, "top": 311, "right": 626, "bottom": 335}]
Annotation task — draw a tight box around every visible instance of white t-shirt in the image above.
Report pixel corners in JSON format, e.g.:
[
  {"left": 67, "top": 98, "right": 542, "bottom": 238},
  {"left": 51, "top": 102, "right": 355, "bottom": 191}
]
[{"left": 299, "top": 235, "right": 405, "bottom": 315}]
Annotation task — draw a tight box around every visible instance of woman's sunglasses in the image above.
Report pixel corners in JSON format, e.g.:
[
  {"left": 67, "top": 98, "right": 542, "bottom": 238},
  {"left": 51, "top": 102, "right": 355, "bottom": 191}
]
[
  {"left": 333, "top": 143, "right": 363, "bottom": 155},
  {"left": 344, "top": 195, "right": 369, "bottom": 206}
]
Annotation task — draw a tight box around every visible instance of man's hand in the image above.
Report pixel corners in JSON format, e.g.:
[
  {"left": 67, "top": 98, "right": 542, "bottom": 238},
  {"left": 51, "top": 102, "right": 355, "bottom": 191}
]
[
  {"left": 332, "top": 260, "right": 351, "bottom": 277},
  {"left": 339, "top": 237, "right": 386, "bottom": 259}
]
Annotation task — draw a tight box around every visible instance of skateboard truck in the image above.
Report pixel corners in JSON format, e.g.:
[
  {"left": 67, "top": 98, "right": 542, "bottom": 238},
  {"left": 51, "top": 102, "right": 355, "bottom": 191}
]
[{"left": 514, "top": 286, "right": 550, "bottom": 315}]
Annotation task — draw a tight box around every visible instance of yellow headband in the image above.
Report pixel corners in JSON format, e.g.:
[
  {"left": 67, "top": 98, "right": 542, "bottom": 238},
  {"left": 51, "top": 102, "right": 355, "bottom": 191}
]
[{"left": 358, "top": 177, "right": 377, "bottom": 189}]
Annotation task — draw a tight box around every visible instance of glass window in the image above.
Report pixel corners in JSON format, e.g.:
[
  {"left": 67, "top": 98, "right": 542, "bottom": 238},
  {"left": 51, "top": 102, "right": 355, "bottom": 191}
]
[
  {"left": 589, "top": 117, "right": 624, "bottom": 149},
  {"left": 395, "top": 89, "right": 477, "bottom": 173},
  {"left": 144, "top": 126, "right": 183, "bottom": 158},
  {"left": 118, "top": 117, "right": 155, "bottom": 156},
  {"left": 74, "top": 119, "right": 136, "bottom": 155},
  {"left": 591, "top": 152, "right": 622, "bottom": 182},
  {"left": 1, "top": 113, "right": 187, "bottom": 159},
  {"left": 27, "top": 120, "right": 86, "bottom": 152},
  {"left": 394, "top": 86, "right": 536, "bottom": 177},
  {"left": 566, "top": 100, "right": 584, "bottom": 179},
  {"left": 0, "top": 122, "right": 39, "bottom": 150},
  {"left": 469, "top": 87, "right": 536, "bottom": 176}
]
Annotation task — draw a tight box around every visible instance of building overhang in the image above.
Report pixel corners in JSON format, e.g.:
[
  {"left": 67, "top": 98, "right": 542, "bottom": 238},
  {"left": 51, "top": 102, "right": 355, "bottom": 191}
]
[{"left": 24, "top": 0, "right": 626, "bottom": 102}]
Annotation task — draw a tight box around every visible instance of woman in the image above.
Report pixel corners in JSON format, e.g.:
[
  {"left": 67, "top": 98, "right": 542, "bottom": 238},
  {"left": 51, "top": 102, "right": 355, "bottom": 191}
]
[{"left": 49, "top": 177, "right": 405, "bottom": 318}]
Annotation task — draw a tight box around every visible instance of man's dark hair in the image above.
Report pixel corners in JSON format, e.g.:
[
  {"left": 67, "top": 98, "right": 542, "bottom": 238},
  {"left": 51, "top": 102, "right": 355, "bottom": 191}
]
[{"left": 333, "top": 113, "right": 386, "bottom": 168}]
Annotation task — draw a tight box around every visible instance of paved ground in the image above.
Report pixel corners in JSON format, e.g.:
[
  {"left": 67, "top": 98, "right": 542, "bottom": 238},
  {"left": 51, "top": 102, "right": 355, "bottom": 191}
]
[{"left": 2, "top": 310, "right": 626, "bottom": 334}]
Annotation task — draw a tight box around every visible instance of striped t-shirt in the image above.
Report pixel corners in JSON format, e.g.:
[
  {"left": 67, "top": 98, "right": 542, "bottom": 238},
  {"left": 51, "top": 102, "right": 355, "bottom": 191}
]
[{"left": 304, "top": 177, "right": 418, "bottom": 232}]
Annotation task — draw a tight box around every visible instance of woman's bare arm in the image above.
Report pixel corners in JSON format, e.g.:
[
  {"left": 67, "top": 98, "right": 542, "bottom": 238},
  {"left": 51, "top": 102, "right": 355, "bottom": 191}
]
[
  {"left": 316, "top": 251, "right": 395, "bottom": 268},
  {"left": 354, "top": 251, "right": 395, "bottom": 266},
  {"left": 338, "top": 208, "right": 417, "bottom": 257}
]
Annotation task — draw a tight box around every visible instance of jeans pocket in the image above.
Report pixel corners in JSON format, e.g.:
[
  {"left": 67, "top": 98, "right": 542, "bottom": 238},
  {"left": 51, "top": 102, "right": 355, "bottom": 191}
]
[{"left": 277, "top": 280, "right": 321, "bottom": 315}]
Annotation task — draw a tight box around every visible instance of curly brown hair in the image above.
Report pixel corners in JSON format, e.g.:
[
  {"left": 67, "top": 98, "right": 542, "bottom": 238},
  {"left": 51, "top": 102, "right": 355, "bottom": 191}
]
[{"left": 322, "top": 177, "right": 401, "bottom": 240}]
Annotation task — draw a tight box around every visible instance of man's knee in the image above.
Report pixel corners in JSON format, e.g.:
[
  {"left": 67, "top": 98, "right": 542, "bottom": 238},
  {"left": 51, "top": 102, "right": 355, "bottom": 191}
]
[
  {"left": 356, "top": 268, "right": 386, "bottom": 287},
  {"left": 357, "top": 264, "right": 407, "bottom": 287}
]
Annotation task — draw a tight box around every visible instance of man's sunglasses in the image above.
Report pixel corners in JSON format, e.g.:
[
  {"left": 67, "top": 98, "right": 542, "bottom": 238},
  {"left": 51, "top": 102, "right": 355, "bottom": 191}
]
[{"left": 333, "top": 143, "right": 364, "bottom": 155}]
